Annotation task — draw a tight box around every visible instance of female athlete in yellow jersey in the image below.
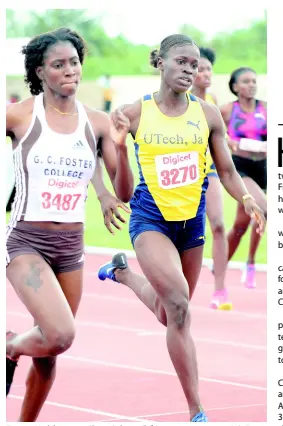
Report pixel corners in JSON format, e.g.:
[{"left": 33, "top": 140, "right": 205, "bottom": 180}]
[
  {"left": 191, "top": 47, "right": 231, "bottom": 310},
  {"left": 98, "top": 34, "right": 265, "bottom": 423}
]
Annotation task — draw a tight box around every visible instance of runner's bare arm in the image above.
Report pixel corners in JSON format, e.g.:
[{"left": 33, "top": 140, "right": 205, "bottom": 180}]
[
  {"left": 6, "top": 104, "right": 20, "bottom": 137},
  {"left": 87, "top": 108, "right": 121, "bottom": 198},
  {"left": 91, "top": 154, "right": 129, "bottom": 212},
  {"left": 119, "top": 100, "right": 142, "bottom": 137},
  {"left": 6, "top": 99, "right": 34, "bottom": 139},
  {"left": 91, "top": 156, "right": 131, "bottom": 233},
  {"left": 205, "top": 103, "right": 248, "bottom": 200},
  {"left": 91, "top": 155, "right": 111, "bottom": 198},
  {"left": 219, "top": 103, "right": 233, "bottom": 127},
  {"left": 219, "top": 102, "right": 237, "bottom": 151},
  {"left": 88, "top": 110, "right": 134, "bottom": 203}
]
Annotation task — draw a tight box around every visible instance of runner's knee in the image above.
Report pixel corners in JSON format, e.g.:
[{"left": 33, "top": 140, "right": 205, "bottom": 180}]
[
  {"left": 165, "top": 293, "right": 190, "bottom": 328},
  {"left": 210, "top": 219, "right": 225, "bottom": 237},
  {"left": 46, "top": 325, "right": 76, "bottom": 356},
  {"left": 231, "top": 217, "right": 250, "bottom": 237},
  {"left": 233, "top": 225, "right": 249, "bottom": 237}
]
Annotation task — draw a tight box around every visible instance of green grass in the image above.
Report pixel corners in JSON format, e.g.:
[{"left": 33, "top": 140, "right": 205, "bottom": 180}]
[
  {"left": 6, "top": 136, "right": 266, "bottom": 264},
  {"left": 84, "top": 139, "right": 266, "bottom": 264}
]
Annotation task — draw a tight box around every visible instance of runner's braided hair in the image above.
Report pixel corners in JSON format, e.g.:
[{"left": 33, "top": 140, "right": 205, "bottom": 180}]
[
  {"left": 21, "top": 27, "right": 87, "bottom": 95},
  {"left": 229, "top": 67, "right": 256, "bottom": 96},
  {"left": 150, "top": 34, "right": 197, "bottom": 68}
]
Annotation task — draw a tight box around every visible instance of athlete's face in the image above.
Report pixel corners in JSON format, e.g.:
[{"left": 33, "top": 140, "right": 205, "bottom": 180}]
[
  {"left": 193, "top": 57, "right": 212, "bottom": 89},
  {"left": 233, "top": 71, "right": 257, "bottom": 100},
  {"left": 158, "top": 44, "right": 200, "bottom": 93},
  {"left": 37, "top": 42, "right": 82, "bottom": 97}
]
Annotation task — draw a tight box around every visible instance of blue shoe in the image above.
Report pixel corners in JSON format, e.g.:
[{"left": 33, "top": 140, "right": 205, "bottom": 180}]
[
  {"left": 191, "top": 411, "right": 208, "bottom": 422},
  {"left": 98, "top": 253, "right": 128, "bottom": 283}
]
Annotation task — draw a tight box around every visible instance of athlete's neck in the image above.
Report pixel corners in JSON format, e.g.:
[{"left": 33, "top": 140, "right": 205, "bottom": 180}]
[
  {"left": 156, "top": 84, "right": 188, "bottom": 107},
  {"left": 154, "top": 87, "right": 189, "bottom": 117},
  {"left": 237, "top": 96, "right": 256, "bottom": 113},
  {"left": 191, "top": 86, "right": 206, "bottom": 100},
  {"left": 43, "top": 91, "right": 77, "bottom": 114}
]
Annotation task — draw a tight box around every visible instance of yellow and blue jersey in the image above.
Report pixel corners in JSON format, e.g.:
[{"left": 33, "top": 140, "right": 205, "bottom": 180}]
[{"left": 130, "top": 93, "right": 210, "bottom": 222}]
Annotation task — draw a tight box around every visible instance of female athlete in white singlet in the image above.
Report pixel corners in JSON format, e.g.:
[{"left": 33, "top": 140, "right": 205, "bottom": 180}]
[{"left": 6, "top": 27, "right": 134, "bottom": 421}]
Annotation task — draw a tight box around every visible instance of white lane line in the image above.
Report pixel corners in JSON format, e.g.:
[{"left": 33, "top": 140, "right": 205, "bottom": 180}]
[
  {"left": 61, "top": 354, "right": 267, "bottom": 391},
  {"left": 8, "top": 394, "right": 154, "bottom": 423}
]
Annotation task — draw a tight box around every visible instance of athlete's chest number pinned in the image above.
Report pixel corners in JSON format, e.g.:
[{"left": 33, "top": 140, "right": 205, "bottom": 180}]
[
  {"left": 42, "top": 192, "right": 82, "bottom": 211},
  {"left": 160, "top": 166, "right": 197, "bottom": 186},
  {"left": 155, "top": 152, "right": 199, "bottom": 189}
]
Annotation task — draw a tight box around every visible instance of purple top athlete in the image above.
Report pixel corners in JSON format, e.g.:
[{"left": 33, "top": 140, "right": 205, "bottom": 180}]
[
  {"left": 227, "top": 99, "right": 267, "bottom": 144},
  {"left": 221, "top": 67, "right": 267, "bottom": 289}
]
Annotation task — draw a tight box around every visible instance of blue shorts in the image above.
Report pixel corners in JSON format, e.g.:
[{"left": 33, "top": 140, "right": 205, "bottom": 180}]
[{"left": 129, "top": 212, "right": 206, "bottom": 253}]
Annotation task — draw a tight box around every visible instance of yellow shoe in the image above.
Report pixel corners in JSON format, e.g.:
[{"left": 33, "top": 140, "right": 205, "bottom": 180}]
[
  {"left": 210, "top": 290, "right": 232, "bottom": 310},
  {"left": 218, "top": 302, "right": 233, "bottom": 310}
]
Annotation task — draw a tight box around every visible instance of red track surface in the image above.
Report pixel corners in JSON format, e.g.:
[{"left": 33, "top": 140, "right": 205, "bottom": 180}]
[{"left": 6, "top": 253, "right": 267, "bottom": 422}]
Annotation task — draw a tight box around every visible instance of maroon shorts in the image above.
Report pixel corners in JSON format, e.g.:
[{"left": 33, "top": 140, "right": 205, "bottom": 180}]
[{"left": 6, "top": 221, "right": 84, "bottom": 274}]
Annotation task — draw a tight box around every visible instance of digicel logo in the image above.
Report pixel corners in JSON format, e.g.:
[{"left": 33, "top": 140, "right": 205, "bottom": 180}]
[
  {"left": 162, "top": 153, "right": 191, "bottom": 165},
  {"left": 48, "top": 179, "right": 79, "bottom": 189}
]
